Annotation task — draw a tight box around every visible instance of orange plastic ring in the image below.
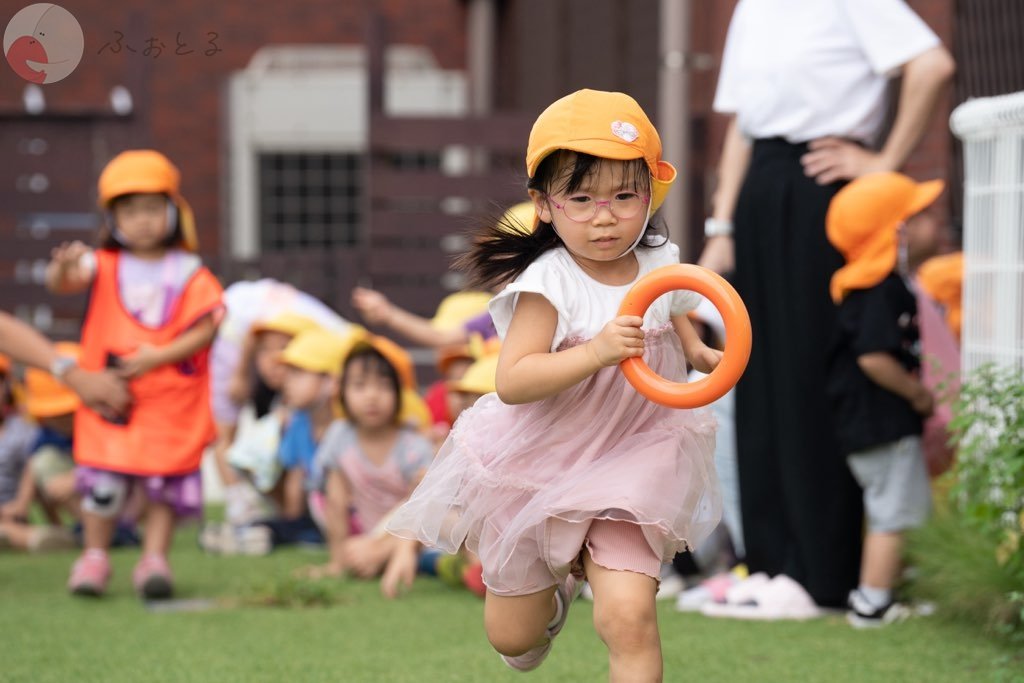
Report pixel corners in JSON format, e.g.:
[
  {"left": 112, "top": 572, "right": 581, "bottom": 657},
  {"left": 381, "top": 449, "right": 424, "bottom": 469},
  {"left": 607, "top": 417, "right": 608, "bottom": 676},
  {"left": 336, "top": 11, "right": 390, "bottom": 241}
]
[{"left": 618, "top": 264, "right": 752, "bottom": 409}]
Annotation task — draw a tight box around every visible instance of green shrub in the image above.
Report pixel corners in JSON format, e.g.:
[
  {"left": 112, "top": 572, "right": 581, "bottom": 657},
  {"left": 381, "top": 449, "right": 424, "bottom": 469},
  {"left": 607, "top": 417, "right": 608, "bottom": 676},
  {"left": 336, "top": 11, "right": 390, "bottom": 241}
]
[
  {"left": 912, "top": 363, "right": 1024, "bottom": 639},
  {"left": 949, "top": 363, "right": 1024, "bottom": 581}
]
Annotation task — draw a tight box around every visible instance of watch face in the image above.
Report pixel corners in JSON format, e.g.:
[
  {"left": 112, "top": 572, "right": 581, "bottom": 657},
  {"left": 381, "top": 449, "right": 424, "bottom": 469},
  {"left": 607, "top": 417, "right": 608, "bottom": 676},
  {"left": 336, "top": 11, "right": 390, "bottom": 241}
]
[{"left": 51, "top": 356, "right": 76, "bottom": 378}]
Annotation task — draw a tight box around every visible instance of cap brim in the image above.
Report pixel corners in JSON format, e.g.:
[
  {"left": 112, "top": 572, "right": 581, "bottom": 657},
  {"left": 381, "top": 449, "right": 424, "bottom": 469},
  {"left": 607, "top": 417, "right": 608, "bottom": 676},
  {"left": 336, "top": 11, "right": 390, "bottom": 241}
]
[{"left": 905, "top": 179, "right": 945, "bottom": 218}]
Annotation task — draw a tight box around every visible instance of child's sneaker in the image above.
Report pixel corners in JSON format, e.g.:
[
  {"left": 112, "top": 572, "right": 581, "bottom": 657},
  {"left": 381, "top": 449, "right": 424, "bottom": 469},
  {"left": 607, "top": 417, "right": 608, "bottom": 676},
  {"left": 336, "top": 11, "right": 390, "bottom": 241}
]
[
  {"left": 501, "top": 574, "right": 581, "bottom": 672},
  {"left": 29, "top": 526, "right": 77, "bottom": 553},
  {"left": 133, "top": 553, "right": 174, "bottom": 600},
  {"left": 198, "top": 522, "right": 271, "bottom": 556},
  {"left": 68, "top": 549, "right": 112, "bottom": 597},
  {"left": 847, "top": 589, "right": 911, "bottom": 628}
]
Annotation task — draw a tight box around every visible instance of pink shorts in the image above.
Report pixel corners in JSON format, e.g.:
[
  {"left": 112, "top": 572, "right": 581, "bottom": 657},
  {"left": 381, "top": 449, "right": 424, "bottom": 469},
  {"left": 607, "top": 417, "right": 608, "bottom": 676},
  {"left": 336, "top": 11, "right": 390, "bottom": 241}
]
[{"left": 484, "top": 518, "right": 662, "bottom": 596}]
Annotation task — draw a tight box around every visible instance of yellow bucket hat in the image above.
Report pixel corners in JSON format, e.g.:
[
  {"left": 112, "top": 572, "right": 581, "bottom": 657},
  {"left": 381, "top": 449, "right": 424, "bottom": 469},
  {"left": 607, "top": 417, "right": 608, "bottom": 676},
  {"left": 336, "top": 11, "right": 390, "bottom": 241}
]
[
  {"left": 448, "top": 353, "right": 499, "bottom": 395},
  {"left": 496, "top": 201, "right": 540, "bottom": 236},
  {"left": 251, "top": 312, "right": 323, "bottom": 339},
  {"left": 526, "top": 89, "right": 677, "bottom": 216},
  {"left": 827, "top": 172, "right": 944, "bottom": 303},
  {"left": 339, "top": 336, "right": 428, "bottom": 429},
  {"left": 278, "top": 329, "right": 351, "bottom": 376},
  {"left": 430, "top": 292, "right": 493, "bottom": 331},
  {"left": 97, "top": 150, "right": 199, "bottom": 252}
]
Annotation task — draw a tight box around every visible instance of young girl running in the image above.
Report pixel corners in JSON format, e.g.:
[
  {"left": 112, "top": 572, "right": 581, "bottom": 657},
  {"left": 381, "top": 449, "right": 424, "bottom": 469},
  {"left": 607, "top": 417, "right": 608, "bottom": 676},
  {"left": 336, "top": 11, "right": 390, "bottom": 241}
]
[
  {"left": 46, "top": 150, "right": 223, "bottom": 600},
  {"left": 387, "top": 89, "right": 722, "bottom": 680}
]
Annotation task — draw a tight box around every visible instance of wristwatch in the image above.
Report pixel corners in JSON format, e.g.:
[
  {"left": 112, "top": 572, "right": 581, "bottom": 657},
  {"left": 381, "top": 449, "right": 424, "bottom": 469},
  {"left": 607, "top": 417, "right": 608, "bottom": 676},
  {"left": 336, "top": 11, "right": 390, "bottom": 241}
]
[
  {"left": 49, "top": 354, "right": 77, "bottom": 381},
  {"left": 704, "top": 217, "right": 734, "bottom": 238}
]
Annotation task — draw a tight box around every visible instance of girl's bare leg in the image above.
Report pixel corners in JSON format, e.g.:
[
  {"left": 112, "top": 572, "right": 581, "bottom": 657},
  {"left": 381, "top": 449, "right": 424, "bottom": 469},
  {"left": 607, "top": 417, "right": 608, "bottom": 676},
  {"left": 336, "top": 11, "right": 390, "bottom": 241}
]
[
  {"left": 584, "top": 550, "right": 663, "bottom": 683},
  {"left": 142, "top": 502, "right": 175, "bottom": 556},
  {"left": 81, "top": 511, "right": 116, "bottom": 551},
  {"left": 484, "top": 587, "right": 557, "bottom": 656}
]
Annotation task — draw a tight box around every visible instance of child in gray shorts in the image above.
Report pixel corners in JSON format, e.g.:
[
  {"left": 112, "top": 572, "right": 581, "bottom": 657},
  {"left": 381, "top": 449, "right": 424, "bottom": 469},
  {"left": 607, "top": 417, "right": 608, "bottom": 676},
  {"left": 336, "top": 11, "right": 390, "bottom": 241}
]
[{"left": 824, "top": 172, "right": 944, "bottom": 628}]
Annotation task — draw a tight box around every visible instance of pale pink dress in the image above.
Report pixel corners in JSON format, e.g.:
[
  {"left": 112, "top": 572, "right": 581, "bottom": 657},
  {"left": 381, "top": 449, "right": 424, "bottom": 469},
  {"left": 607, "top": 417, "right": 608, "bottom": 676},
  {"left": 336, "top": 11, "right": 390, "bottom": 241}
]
[{"left": 386, "top": 241, "right": 721, "bottom": 595}]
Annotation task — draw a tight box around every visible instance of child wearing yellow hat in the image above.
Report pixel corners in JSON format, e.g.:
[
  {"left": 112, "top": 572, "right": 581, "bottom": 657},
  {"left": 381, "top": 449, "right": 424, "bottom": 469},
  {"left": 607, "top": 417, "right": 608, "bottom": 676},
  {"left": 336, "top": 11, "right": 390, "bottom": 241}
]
[
  {"left": 217, "top": 311, "right": 323, "bottom": 523},
  {"left": 203, "top": 327, "right": 357, "bottom": 556},
  {"left": 207, "top": 282, "right": 357, "bottom": 515},
  {"left": 303, "top": 337, "right": 435, "bottom": 598},
  {"left": 825, "top": 171, "right": 943, "bottom": 627},
  {"left": 45, "top": 150, "right": 223, "bottom": 600},
  {"left": 386, "top": 89, "right": 723, "bottom": 676},
  {"left": 350, "top": 202, "right": 537, "bottom": 348}
]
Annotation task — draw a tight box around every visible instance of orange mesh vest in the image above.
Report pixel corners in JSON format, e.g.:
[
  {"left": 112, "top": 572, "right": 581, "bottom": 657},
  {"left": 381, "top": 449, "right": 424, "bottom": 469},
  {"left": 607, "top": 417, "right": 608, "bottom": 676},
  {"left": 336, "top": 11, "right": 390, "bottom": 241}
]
[{"left": 74, "top": 249, "right": 223, "bottom": 476}]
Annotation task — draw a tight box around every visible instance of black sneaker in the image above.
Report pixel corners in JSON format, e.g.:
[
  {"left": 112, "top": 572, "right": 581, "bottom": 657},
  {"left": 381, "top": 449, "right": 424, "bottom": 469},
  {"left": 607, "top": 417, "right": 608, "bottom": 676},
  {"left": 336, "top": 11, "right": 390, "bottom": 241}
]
[{"left": 847, "top": 589, "right": 911, "bottom": 628}]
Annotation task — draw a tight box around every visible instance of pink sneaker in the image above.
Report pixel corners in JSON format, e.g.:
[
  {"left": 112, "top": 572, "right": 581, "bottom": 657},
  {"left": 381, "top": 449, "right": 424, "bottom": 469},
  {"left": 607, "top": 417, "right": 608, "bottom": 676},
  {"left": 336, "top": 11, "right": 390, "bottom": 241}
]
[
  {"left": 68, "top": 549, "right": 112, "bottom": 597},
  {"left": 133, "top": 554, "right": 174, "bottom": 600},
  {"left": 501, "top": 574, "right": 580, "bottom": 672}
]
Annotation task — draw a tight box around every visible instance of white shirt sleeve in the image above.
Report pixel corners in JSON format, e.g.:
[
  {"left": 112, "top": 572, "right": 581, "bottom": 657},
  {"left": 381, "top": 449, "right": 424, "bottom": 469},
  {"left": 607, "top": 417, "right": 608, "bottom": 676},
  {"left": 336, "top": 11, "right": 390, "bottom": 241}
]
[
  {"left": 488, "top": 252, "right": 570, "bottom": 343},
  {"left": 649, "top": 241, "right": 702, "bottom": 317},
  {"left": 839, "top": 0, "right": 940, "bottom": 76},
  {"left": 712, "top": 0, "right": 749, "bottom": 114}
]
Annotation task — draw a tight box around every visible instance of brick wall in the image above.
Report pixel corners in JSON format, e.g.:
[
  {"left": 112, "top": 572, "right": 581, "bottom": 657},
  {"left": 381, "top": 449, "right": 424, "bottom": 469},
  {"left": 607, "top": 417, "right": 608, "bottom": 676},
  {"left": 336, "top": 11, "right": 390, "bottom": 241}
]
[{"left": 0, "top": 0, "right": 467, "bottom": 259}]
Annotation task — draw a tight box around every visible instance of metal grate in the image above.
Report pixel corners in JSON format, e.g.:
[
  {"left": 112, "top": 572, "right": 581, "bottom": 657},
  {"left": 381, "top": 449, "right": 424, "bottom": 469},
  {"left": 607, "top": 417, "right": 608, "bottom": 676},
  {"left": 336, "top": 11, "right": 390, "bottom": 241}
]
[
  {"left": 951, "top": 91, "right": 1024, "bottom": 373},
  {"left": 258, "top": 152, "right": 363, "bottom": 251}
]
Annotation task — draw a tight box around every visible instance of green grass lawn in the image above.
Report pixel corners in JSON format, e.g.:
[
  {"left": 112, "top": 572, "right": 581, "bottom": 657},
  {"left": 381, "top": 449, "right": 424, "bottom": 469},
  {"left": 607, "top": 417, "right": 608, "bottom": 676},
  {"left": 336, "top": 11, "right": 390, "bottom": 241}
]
[{"left": 2, "top": 527, "right": 1021, "bottom": 683}]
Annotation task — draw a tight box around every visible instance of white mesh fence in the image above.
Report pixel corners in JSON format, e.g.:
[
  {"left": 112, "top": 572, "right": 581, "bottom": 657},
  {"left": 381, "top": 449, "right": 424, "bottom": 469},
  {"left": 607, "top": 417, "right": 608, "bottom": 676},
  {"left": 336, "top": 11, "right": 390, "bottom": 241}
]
[{"left": 951, "top": 91, "right": 1024, "bottom": 374}]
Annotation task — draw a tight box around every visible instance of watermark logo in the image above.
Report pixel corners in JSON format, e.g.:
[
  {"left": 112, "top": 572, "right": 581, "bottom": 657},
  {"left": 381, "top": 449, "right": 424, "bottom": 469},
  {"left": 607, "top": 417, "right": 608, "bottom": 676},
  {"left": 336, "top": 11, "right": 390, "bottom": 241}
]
[{"left": 4, "top": 4, "right": 83, "bottom": 84}]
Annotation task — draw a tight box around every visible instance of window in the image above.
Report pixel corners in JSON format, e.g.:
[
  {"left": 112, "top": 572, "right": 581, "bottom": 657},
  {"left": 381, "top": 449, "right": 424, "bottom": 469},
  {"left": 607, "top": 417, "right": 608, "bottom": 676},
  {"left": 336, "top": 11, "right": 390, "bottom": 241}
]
[{"left": 257, "top": 152, "right": 363, "bottom": 250}]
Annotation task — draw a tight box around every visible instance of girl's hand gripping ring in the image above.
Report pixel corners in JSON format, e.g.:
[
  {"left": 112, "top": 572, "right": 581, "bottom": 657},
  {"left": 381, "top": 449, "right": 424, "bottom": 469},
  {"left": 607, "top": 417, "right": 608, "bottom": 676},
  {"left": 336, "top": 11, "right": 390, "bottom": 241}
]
[{"left": 618, "top": 264, "right": 752, "bottom": 409}]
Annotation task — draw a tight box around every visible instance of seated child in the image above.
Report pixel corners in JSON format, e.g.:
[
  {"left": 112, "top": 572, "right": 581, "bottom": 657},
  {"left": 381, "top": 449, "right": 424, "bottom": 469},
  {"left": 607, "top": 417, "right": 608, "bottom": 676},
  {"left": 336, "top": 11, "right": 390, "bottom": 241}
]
[
  {"left": 306, "top": 339, "right": 435, "bottom": 598},
  {"left": 419, "top": 352, "right": 500, "bottom": 597},
  {"left": 201, "top": 327, "right": 351, "bottom": 554},
  {"left": 0, "top": 353, "right": 60, "bottom": 552},
  {"left": 22, "top": 343, "right": 83, "bottom": 548},
  {"left": 220, "top": 312, "right": 325, "bottom": 525}
]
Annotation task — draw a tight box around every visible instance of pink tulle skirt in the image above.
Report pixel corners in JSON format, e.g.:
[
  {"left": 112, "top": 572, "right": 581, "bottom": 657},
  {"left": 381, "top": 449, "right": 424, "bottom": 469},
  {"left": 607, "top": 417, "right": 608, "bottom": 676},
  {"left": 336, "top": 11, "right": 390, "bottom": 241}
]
[{"left": 386, "top": 326, "right": 721, "bottom": 595}]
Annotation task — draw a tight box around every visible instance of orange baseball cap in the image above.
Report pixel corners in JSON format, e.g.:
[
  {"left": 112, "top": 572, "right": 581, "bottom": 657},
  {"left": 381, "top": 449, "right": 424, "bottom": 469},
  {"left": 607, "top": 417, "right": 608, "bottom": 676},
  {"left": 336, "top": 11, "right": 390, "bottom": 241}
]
[
  {"left": 917, "top": 251, "right": 963, "bottom": 339},
  {"left": 25, "top": 342, "right": 81, "bottom": 417},
  {"left": 827, "top": 172, "right": 944, "bottom": 303},
  {"left": 526, "top": 89, "right": 677, "bottom": 215},
  {"left": 97, "top": 150, "right": 199, "bottom": 252}
]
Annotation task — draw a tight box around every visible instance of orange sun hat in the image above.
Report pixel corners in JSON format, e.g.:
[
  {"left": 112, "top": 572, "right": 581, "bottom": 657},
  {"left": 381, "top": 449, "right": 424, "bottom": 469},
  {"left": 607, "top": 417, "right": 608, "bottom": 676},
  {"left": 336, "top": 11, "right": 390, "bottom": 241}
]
[
  {"left": 827, "top": 172, "right": 944, "bottom": 303},
  {"left": 97, "top": 150, "right": 199, "bottom": 252},
  {"left": 526, "top": 89, "right": 677, "bottom": 216},
  {"left": 917, "top": 251, "right": 964, "bottom": 339},
  {"left": 25, "top": 342, "right": 81, "bottom": 418}
]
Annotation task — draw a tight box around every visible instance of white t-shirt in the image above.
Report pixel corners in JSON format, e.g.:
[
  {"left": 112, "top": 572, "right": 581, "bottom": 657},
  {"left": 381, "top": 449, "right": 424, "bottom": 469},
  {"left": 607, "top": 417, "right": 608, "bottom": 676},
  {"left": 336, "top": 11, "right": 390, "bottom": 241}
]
[
  {"left": 714, "top": 0, "right": 940, "bottom": 144},
  {"left": 489, "top": 241, "right": 701, "bottom": 352}
]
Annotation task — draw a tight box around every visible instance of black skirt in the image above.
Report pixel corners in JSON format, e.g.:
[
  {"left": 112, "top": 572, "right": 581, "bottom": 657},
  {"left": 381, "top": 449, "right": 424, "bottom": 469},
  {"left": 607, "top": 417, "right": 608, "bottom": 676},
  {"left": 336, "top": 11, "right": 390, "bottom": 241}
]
[{"left": 732, "top": 138, "right": 863, "bottom": 608}]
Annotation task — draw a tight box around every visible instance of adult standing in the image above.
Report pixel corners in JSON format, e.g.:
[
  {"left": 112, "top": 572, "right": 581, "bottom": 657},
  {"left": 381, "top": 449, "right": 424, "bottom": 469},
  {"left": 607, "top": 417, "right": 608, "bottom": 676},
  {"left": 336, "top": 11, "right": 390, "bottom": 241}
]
[{"left": 698, "top": 0, "right": 954, "bottom": 607}]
